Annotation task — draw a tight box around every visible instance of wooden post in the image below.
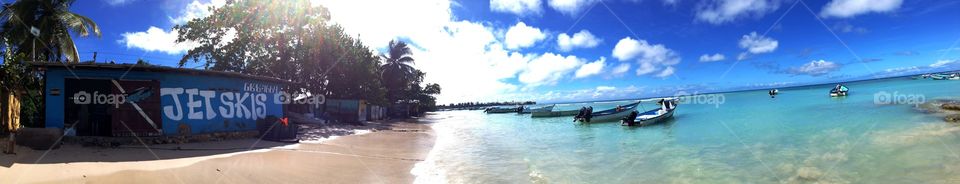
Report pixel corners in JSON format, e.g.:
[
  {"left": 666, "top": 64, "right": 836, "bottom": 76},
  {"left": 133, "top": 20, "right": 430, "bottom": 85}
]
[{"left": 1, "top": 90, "right": 19, "bottom": 154}]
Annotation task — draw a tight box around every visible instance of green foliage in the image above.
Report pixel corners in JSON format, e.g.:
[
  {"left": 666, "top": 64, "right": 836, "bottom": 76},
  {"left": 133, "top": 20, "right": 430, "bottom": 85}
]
[
  {"left": 0, "top": 0, "right": 99, "bottom": 127},
  {"left": 174, "top": 0, "right": 390, "bottom": 105},
  {"left": 0, "top": 0, "right": 101, "bottom": 62},
  {"left": 174, "top": 1, "right": 442, "bottom": 112}
]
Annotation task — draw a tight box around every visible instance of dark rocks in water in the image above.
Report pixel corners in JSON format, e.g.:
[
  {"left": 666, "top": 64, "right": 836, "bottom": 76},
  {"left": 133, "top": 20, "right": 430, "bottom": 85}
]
[
  {"left": 919, "top": 99, "right": 960, "bottom": 113},
  {"left": 943, "top": 103, "right": 960, "bottom": 111},
  {"left": 946, "top": 114, "right": 960, "bottom": 123}
]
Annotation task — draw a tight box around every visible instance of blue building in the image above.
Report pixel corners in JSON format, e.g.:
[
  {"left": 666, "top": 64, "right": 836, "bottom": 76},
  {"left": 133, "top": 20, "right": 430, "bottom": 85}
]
[{"left": 36, "top": 63, "right": 288, "bottom": 137}]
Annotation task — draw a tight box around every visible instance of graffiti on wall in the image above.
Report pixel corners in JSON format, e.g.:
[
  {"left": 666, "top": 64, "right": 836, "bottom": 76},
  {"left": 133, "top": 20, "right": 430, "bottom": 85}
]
[{"left": 161, "top": 83, "right": 278, "bottom": 121}]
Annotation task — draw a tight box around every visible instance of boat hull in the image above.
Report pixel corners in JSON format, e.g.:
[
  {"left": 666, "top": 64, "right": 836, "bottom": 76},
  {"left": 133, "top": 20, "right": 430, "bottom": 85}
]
[
  {"left": 624, "top": 109, "right": 675, "bottom": 126},
  {"left": 531, "top": 110, "right": 580, "bottom": 118},
  {"left": 576, "top": 107, "right": 637, "bottom": 123},
  {"left": 485, "top": 108, "right": 518, "bottom": 114}
]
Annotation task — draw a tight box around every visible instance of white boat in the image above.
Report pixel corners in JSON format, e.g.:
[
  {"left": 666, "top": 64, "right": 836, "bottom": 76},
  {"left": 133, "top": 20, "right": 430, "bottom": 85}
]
[
  {"left": 520, "top": 105, "right": 554, "bottom": 114},
  {"left": 622, "top": 99, "right": 677, "bottom": 126},
  {"left": 574, "top": 101, "right": 641, "bottom": 123},
  {"left": 948, "top": 74, "right": 960, "bottom": 80},
  {"left": 485, "top": 106, "right": 519, "bottom": 114}
]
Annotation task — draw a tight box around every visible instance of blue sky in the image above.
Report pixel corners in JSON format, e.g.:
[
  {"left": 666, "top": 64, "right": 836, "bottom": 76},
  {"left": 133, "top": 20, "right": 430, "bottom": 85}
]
[{"left": 65, "top": 0, "right": 960, "bottom": 104}]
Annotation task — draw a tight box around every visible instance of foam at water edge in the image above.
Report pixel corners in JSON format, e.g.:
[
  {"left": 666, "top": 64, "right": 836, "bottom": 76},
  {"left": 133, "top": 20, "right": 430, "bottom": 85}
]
[
  {"left": 412, "top": 121, "right": 451, "bottom": 184},
  {"left": 296, "top": 129, "right": 374, "bottom": 145}
]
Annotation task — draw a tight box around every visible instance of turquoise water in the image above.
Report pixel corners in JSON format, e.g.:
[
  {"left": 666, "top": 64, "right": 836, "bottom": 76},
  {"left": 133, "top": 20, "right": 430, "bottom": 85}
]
[{"left": 413, "top": 77, "right": 960, "bottom": 184}]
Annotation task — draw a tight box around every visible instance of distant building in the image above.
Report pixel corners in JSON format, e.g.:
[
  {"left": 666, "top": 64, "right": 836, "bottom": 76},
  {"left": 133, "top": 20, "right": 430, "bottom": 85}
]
[{"left": 35, "top": 63, "right": 288, "bottom": 137}]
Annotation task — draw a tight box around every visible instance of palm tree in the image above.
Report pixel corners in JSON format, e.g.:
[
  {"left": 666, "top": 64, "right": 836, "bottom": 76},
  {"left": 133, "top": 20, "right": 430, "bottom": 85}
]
[
  {"left": 380, "top": 40, "right": 416, "bottom": 101},
  {"left": 1, "top": 0, "right": 100, "bottom": 63}
]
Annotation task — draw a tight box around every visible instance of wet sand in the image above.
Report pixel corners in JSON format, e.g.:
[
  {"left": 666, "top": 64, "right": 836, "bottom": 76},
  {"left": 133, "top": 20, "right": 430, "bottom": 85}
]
[{"left": 0, "top": 119, "right": 434, "bottom": 184}]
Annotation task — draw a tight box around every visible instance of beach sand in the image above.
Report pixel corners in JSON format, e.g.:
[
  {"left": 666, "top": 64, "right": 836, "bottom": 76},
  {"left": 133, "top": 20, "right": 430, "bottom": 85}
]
[{"left": 0, "top": 119, "right": 435, "bottom": 184}]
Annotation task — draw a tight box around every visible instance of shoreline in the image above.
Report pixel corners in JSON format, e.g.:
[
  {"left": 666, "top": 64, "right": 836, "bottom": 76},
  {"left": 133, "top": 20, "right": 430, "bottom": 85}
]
[{"left": 0, "top": 119, "right": 435, "bottom": 184}]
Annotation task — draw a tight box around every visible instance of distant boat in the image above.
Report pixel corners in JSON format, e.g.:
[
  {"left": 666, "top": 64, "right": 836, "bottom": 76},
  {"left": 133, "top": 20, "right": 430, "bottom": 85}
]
[
  {"left": 574, "top": 101, "right": 641, "bottom": 123},
  {"left": 622, "top": 99, "right": 677, "bottom": 126},
  {"left": 830, "top": 85, "right": 849, "bottom": 97},
  {"left": 948, "top": 74, "right": 960, "bottom": 80},
  {"left": 932, "top": 74, "right": 953, "bottom": 80},
  {"left": 485, "top": 106, "right": 519, "bottom": 114},
  {"left": 520, "top": 105, "right": 554, "bottom": 114},
  {"left": 768, "top": 89, "right": 779, "bottom": 98}
]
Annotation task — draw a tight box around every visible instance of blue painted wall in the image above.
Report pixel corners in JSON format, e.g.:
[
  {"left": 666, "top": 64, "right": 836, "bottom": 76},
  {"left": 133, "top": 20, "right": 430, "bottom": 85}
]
[{"left": 45, "top": 68, "right": 285, "bottom": 136}]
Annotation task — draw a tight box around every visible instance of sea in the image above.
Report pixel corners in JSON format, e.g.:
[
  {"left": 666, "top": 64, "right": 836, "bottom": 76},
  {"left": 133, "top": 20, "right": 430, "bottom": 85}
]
[{"left": 412, "top": 77, "right": 960, "bottom": 184}]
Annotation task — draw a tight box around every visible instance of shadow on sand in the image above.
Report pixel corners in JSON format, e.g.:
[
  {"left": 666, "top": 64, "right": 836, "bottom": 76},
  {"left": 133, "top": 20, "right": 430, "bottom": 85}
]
[{"left": 0, "top": 118, "right": 424, "bottom": 168}]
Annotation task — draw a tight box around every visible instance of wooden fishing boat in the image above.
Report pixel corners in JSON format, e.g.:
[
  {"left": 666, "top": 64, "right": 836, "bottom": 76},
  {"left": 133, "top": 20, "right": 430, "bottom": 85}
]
[
  {"left": 530, "top": 109, "right": 580, "bottom": 118},
  {"left": 574, "top": 101, "right": 640, "bottom": 123},
  {"left": 520, "top": 105, "right": 554, "bottom": 114},
  {"left": 485, "top": 107, "right": 519, "bottom": 114},
  {"left": 622, "top": 106, "right": 676, "bottom": 126}
]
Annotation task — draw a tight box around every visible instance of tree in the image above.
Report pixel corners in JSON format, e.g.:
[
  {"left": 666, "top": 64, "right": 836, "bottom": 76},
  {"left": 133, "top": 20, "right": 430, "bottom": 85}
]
[
  {"left": 0, "top": 0, "right": 100, "bottom": 127},
  {"left": 380, "top": 40, "right": 416, "bottom": 102},
  {"left": 175, "top": 0, "right": 387, "bottom": 105},
  {"left": 0, "top": 0, "right": 101, "bottom": 63}
]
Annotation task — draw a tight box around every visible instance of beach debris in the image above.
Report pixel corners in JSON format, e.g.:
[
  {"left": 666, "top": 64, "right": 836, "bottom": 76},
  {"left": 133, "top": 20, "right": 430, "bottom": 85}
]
[{"left": 946, "top": 114, "right": 960, "bottom": 123}]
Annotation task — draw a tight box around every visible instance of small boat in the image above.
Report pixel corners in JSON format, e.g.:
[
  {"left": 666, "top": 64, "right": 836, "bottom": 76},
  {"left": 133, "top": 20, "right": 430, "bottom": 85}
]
[
  {"left": 768, "top": 89, "right": 779, "bottom": 98},
  {"left": 932, "top": 74, "right": 951, "bottom": 80},
  {"left": 622, "top": 99, "right": 677, "bottom": 126},
  {"left": 531, "top": 109, "right": 580, "bottom": 118},
  {"left": 520, "top": 105, "right": 554, "bottom": 114},
  {"left": 485, "top": 106, "right": 519, "bottom": 114},
  {"left": 574, "top": 101, "right": 641, "bottom": 123},
  {"left": 948, "top": 74, "right": 960, "bottom": 80},
  {"left": 829, "top": 85, "right": 848, "bottom": 97}
]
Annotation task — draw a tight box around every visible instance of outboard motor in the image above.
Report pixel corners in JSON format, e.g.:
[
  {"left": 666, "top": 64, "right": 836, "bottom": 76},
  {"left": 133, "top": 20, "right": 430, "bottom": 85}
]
[{"left": 622, "top": 110, "right": 639, "bottom": 126}]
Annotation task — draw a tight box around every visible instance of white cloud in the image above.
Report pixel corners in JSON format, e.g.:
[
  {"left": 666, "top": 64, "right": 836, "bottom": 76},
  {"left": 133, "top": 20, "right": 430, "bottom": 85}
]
[
  {"left": 592, "top": 85, "right": 617, "bottom": 97},
  {"left": 119, "top": 26, "right": 198, "bottom": 55},
  {"left": 739, "top": 32, "right": 778, "bottom": 54},
  {"left": 884, "top": 66, "right": 919, "bottom": 73},
  {"left": 575, "top": 57, "right": 606, "bottom": 78},
  {"left": 518, "top": 53, "right": 584, "bottom": 86},
  {"left": 557, "top": 30, "right": 601, "bottom": 52},
  {"left": 505, "top": 22, "right": 548, "bottom": 50},
  {"left": 547, "top": 0, "right": 600, "bottom": 16},
  {"left": 656, "top": 66, "right": 675, "bottom": 78},
  {"left": 103, "top": 0, "right": 136, "bottom": 6},
  {"left": 319, "top": 0, "right": 453, "bottom": 49},
  {"left": 319, "top": 0, "right": 532, "bottom": 104},
  {"left": 821, "top": 0, "right": 903, "bottom": 18},
  {"left": 612, "top": 37, "right": 681, "bottom": 77},
  {"left": 696, "top": 0, "right": 781, "bottom": 24},
  {"left": 491, "top": 0, "right": 543, "bottom": 16},
  {"left": 123, "top": 0, "right": 230, "bottom": 54},
  {"left": 930, "top": 59, "right": 957, "bottom": 68},
  {"left": 595, "top": 86, "right": 616, "bottom": 91},
  {"left": 699, "top": 53, "right": 726, "bottom": 62},
  {"left": 169, "top": 0, "right": 227, "bottom": 25},
  {"left": 790, "top": 60, "right": 840, "bottom": 76},
  {"left": 611, "top": 63, "right": 631, "bottom": 75}
]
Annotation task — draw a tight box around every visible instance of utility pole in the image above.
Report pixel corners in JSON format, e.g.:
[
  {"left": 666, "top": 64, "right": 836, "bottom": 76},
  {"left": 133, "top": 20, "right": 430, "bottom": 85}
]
[{"left": 93, "top": 52, "right": 97, "bottom": 62}]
